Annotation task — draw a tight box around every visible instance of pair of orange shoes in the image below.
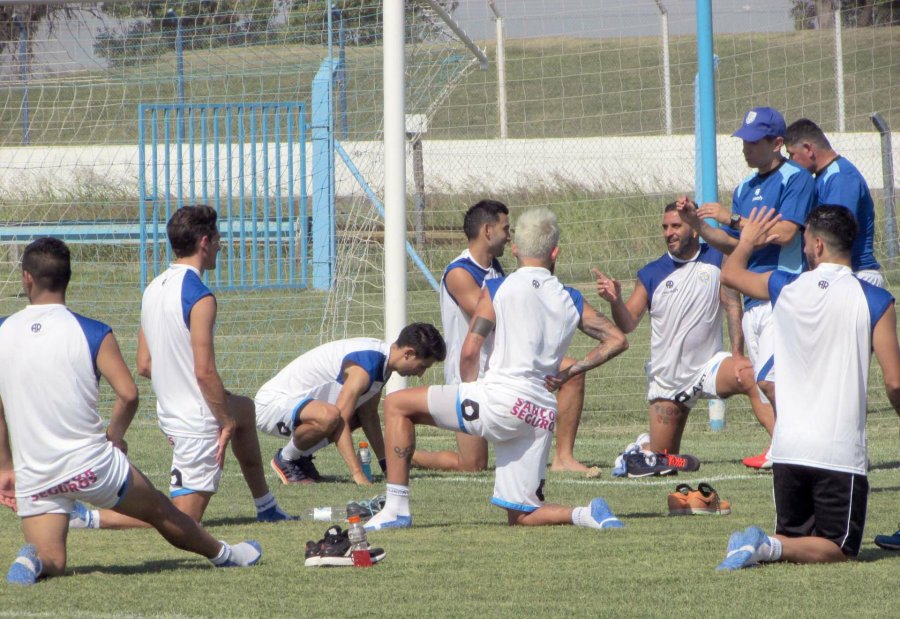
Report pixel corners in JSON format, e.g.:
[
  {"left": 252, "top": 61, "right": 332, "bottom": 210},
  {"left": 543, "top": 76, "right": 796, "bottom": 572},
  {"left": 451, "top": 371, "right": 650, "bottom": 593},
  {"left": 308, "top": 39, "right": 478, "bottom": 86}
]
[{"left": 667, "top": 482, "right": 731, "bottom": 516}]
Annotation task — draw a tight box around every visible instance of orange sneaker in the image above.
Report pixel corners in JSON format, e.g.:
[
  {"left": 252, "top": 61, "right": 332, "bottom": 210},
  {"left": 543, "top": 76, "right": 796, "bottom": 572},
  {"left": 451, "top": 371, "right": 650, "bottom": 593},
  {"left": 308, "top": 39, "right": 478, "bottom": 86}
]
[
  {"left": 667, "top": 482, "right": 731, "bottom": 516},
  {"left": 742, "top": 446, "right": 772, "bottom": 470}
]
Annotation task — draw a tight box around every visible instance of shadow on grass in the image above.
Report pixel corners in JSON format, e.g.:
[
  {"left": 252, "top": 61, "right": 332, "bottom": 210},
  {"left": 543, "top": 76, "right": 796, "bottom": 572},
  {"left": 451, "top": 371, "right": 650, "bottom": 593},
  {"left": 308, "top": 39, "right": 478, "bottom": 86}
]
[
  {"left": 201, "top": 515, "right": 265, "bottom": 527},
  {"left": 854, "top": 547, "right": 900, "bottom": 563},
  {"left": 73, "top": 558, "right": 205, "bottom": 576},
  {"left": 870, "top": 460, "right": 900, "bottom": 472},
  {"left": 870, "top": 485, "right": 900, "bottom": 494}
]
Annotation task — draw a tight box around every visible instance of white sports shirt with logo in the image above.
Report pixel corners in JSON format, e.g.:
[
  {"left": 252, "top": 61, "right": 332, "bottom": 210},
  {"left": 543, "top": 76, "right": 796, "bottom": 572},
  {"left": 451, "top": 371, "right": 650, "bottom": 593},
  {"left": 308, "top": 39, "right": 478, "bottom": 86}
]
[
  {"left": 141, "top": 264, "right": 218, "bottom": 438},
  {"left": 767, "top": 263, "right": 894, "bottom": 475},
  {"left": 256, "top": 338, "right": 390, "bottom": 408},
  {"left": 440, "top": 249, "right": 505, "bottom": 384},
  {"left": 481, "top": 266, "right": 584, "bottom": 411},
  {"left": 0, "top": 304, "right": 115, "bottom": 496},
  {"left": 636, "top": 244, "right": 724, "bottom": 391}
]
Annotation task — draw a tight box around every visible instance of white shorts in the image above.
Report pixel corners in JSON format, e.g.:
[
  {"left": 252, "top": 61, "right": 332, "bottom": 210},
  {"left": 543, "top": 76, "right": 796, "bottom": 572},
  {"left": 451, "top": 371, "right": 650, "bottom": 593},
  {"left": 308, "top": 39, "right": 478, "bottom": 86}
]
[
  {"left": 427, "top": 383, "right": 554, "bottom": 513},
  {"left": 742, "top": 302, "right": 775, "bottom": 383},
  {"left": 255, "top": 395, "right": 315, "bottom": 438},
  {"left": 166, "top": 433, "right": 221, "bottom": 497},
  {"left": 17, "top": 443, "right": 132, "bottom": 518},
  {"left": 855, "top": 269, "right": 886, "bottom": 288},
  {"left": 646, "top": 351, "right": 730, "bottom": 407}
]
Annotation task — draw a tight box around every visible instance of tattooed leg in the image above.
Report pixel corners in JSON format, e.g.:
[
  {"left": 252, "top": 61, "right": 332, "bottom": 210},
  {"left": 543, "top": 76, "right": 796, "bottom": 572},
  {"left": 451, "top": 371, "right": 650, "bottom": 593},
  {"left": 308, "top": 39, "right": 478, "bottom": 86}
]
[{"left": 647, "top": 399, "right": 690, "bottom": 454}]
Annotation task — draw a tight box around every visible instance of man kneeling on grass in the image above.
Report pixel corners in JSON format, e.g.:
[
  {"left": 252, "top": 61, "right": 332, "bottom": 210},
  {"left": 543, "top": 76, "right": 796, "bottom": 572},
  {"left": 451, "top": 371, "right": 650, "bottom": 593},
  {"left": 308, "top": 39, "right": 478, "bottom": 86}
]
[{"left": 365, "top": 207, "right": 629, "bottom": 531}]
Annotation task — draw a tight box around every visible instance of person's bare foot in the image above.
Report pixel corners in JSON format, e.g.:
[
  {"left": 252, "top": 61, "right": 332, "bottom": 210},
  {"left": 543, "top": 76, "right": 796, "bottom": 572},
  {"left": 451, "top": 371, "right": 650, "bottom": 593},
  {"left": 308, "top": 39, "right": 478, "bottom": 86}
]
[{"left": 551, "top": 459, "right": 601, "bottom": 477}]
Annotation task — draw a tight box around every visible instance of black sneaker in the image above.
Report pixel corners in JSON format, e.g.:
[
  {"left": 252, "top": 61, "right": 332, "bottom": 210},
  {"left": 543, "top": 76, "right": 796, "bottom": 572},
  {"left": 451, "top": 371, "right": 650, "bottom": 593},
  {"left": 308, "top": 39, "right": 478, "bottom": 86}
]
[
  {"left": 303, "top": 526, "right": 386, "bottom": 567},
  {"left": 624, "top": 451, "right": 676, "bottom": 478},
  {"left": 270, "top": 449, "right": 313, "bottom": 485},
  {"left": 296, "top": 455, "right": 323, "bottom": 482}
]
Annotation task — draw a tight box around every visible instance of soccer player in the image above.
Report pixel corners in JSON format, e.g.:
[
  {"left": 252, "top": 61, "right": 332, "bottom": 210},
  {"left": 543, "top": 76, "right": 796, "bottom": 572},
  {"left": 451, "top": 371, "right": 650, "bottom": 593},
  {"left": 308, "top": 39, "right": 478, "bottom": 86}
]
[
  {"left": 0, "top": 238, "right": 261, "bottom": 586},
  {"left": 364, "top": 208, "right": 629, "bottom": 531},
  {"left": 260, "top": 323, "right": 446, "bottom": 485},
  {"left": 82, "top": 205, "right": 291, "bottom": 531},
  {"left": 412, "top": 200, "right": 594, "bottom": 475},
  {"left": 716, "top": 205, "right": 900, "bottom": 570},
  {"left": 677, "top": 106, "right": 815, "bottom": 468},
  {"left": 784, "top": 118, "right": 884, "bottom": 287},
  {"left": 594, "top": 202, "right": 773, "bottom": 458}
]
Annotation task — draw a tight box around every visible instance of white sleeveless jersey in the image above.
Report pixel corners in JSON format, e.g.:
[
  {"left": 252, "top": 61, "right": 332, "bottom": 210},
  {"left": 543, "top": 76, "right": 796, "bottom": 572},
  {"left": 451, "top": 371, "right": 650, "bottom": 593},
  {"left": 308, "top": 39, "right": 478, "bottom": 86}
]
[
  {"left": 256, "top": 338, "right": 390, "bottom": 409},
  {"left": 0, "top": 304, "right": 115, "bottom": 496},
  {"left": 637, "top": 245, "right": 724, "bottom": 390},
  {"left": 141, "top": 264, "right": 218, "bottom": 438},
  {"left": 767, "top": 263, "right": 894, "bottom": 474},
  {"left": 481, "top": 267, "right": 584, "bottom": 410},
  {"left": 440, "top": 249, "right": 505, "bottom": 384}
]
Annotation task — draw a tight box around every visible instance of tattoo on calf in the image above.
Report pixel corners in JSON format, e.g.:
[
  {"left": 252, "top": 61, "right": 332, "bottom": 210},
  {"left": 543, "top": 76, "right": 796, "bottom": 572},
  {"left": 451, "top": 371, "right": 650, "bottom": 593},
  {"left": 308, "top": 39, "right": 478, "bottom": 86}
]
[{"left": 394, "top": 446, "right": 415, "bottom": 461}]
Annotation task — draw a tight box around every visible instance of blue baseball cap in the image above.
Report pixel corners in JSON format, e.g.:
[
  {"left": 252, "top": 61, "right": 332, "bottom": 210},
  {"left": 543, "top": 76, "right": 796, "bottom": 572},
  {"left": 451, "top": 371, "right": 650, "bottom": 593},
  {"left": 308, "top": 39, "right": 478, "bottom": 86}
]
[{"left": 732, "top": 107, "right": 786, "bottom": 141}]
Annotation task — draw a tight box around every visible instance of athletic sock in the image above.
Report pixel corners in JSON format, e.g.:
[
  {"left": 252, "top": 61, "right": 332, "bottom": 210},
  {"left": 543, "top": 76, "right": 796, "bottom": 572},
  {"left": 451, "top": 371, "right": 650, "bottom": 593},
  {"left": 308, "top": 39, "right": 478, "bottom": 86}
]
[
  {"left": 210, "top": 542, "right": 232, "bottom": 566},
  {"left": 299, "top": 438, "right": 329, "bottom": 457},
  {"left": 253, "top": 492, "right": 277, "bottom": 513},
  {"left": 572, "top": 506, "right": 600, "bottom": 529},
  {"left": 281, "top": 440, "right": 304, "bottom": 461},
  {"left": 764, "top": 536, "right": 783, "bottom": 562},
  {"left": 384, "top": 483, "right": 411, "bottom": 515}
]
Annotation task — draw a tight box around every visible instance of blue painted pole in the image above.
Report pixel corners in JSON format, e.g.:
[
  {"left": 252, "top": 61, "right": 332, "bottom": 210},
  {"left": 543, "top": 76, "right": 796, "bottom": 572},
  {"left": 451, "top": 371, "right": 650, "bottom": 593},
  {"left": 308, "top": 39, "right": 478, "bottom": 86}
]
[
  {"left": 696, "top": 0, "right": 718, "bottom": 204},
  {"left": 311, "top": 61, "right": 335, "bottom": 290}
]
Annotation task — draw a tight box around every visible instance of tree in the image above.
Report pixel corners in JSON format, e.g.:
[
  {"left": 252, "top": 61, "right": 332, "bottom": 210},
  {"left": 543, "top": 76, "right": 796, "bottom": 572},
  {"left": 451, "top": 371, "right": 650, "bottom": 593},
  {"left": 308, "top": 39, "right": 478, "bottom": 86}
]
[{"left": 791, "top": 0, "right": 900, "bottom": 30}]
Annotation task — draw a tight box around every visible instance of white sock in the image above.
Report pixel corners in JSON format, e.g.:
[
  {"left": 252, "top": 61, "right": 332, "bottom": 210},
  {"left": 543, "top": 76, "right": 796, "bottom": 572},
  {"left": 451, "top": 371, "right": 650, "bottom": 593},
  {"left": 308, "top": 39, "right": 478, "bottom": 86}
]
[
  {"left": 253, "top": 492, "right": 277, "bottom": 513},
  {"left": 384, "top": 483, "right": 410, "bottom": 515},
  {"left": 210, "top": 542, "right": 232, "bottom": 566},
  {"left": 572, "top": 506, "right": 600, "bottom": 529},
  {"left": 299, "top": 438, "right": 329, "bottom": 457},
  {"left": 764, "top": 536, "right": 783, "bottom": 562},
  {"left": 281, "top": 440, "right": 304, "bottom": 461}
]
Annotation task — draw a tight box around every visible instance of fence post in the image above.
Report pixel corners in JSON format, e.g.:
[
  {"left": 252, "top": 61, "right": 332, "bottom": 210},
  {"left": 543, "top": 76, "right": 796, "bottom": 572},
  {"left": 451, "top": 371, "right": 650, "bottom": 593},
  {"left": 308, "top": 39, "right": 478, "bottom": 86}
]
[
  {"left": 833, "top": 1, "right": 846, "bottom": 131},
  {"left": 871, "top": 112, "right": 898, "bottom": 263},
  {"left": 488, "top": 1, "right": 508, "bottom": 138},
  {"left": 13, "top": 15, "right": 29, "bottom": 145},
  {"left": 655, "top": 1, "right": 672, "bottom": 136}
]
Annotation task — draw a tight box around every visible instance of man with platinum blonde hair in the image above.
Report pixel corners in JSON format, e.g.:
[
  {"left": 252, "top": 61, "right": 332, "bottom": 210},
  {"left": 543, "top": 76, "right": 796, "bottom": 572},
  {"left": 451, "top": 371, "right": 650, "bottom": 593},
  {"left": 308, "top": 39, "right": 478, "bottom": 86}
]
[{"left": 365, "top": 207, "right": 629, "bottom": 531}]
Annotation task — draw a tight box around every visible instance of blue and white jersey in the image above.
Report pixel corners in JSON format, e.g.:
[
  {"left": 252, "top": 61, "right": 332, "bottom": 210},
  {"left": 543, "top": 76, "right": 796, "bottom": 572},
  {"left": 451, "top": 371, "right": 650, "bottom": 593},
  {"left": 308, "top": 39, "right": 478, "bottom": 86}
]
[
  {"left": 482, "top": 266, "right": 583, "bottom": 410},
  {"left": 440, "top": 249, "right": 505, "bottom": 384},
  {"left": 767, "top": 264, "right": 894, "bottom": 475},
  {"left": 255, "top": 338, "right": 390, "bottom": 410},
  {"left": 141, "top": 264, "right": 217, "bottom": 438},
  {"left": 728, "top": 158, "right": 815, "bottom": 310},
  {"left": 0, "top": 304, "right": 116, "bottom": 496},
  {"left": 816, "top": 156, "right": 880, "bottom": 272},
  {"left": 637, "top": 244, "right": 724, "bottom": 390}
]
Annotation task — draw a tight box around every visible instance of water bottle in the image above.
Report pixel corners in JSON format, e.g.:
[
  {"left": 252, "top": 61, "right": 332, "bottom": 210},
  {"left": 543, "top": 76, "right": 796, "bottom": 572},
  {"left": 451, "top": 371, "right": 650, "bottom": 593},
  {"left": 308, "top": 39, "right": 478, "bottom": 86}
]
[
  {"left": 301, "top": 506, "right": 347, "bottom": 522},
  {"left": 359, "top": 441, "right": 372, "bottom": 482},
  {"left": 708, "top": 398, "right": 726, "bottom": 431},
  {"left": 347, "top": 513, "right": 372, "bottom": 567}
]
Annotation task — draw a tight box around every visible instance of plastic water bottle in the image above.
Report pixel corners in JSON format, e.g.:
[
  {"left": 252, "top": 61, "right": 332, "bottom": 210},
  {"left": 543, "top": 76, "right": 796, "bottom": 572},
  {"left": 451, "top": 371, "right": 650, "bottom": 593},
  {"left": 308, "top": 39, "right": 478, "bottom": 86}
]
[
  {"left": 359, "top": 441, "right": 372, "bottom": 482},
  {"left": 347, "top": 513, "right": 372, "bottom": 567},
  {"left": 708, "top": 398, "right": 726, "bottom": 431},
  {"left": 302, "top": 506, "right": 348, "bottom": 522}
]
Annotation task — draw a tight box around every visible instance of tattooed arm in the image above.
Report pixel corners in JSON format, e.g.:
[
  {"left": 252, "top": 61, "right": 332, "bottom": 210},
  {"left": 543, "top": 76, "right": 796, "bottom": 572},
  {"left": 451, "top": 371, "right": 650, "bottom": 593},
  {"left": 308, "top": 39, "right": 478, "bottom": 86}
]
[
  {"left": 460, "top": 287, "right": 496, "bottom": 382},
  {"left": 545, "top": 302, "right": 628, "bottom": 391}
]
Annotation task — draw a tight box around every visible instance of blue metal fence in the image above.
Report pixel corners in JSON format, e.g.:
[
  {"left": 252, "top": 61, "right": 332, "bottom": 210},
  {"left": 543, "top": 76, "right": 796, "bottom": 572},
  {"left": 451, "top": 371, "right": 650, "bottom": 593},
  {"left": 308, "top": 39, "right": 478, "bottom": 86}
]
[{"left": 138, "top": 102, "right": 308, "bottom": 290}]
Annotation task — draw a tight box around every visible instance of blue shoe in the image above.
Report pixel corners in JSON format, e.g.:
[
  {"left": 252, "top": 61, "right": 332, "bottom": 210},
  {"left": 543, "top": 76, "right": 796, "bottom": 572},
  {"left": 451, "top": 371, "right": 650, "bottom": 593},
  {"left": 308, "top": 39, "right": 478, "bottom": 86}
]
[
  {"left": 69, "top": 501, "right": 95, "bottom": 529},
  {"left": 874, "top": 524, "right": 900, "bottom": 550},
  {"left": 215, "top": 541, "right": 262, "bottom": 568},
  {"left": 716, "top": 526, "right": 769, "bottom": 571},
  {"left": 589, "top": 498, "right": 624, "bottom": 528},
  {"left": 7, "top": 544, "right": 42, "bottom": 585},
  {"left": 364, "top": 514, "right": 412, "bottom": 531},
  {"left": 256, "top": 505, "right": 298, "bottom": 522}
]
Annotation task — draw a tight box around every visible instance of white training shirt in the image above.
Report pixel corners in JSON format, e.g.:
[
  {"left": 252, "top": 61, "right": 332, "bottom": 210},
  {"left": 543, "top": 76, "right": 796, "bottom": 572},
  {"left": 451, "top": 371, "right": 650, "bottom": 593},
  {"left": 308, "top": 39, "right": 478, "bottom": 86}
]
[
  {"left": 256, "top": 338, "right": 390, "bottom": 409},
  {"left": 440, "top": 249, "right": 505, "bottom": 384},
  {"left": 481, "top": 266, "right": 584, "bottom": 410},
  {"left": 767, "top": 263, "right": 894, "bottom": 475},
  {"left": 141, "top": 264, "right": 218, "bottom": 438},
  {"left": 0, "top": 304, "right": 116, "bottom": 496},
  {"left": 637, "top": 244, "right": 725, "bottom": 390}
]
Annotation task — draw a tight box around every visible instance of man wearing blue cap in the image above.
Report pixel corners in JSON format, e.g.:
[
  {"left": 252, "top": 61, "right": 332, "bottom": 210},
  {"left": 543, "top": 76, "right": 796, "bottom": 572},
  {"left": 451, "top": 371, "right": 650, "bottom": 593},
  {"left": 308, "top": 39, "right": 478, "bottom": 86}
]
[{"left": 677, "top": 106, "right": 815, "bottom": 469}]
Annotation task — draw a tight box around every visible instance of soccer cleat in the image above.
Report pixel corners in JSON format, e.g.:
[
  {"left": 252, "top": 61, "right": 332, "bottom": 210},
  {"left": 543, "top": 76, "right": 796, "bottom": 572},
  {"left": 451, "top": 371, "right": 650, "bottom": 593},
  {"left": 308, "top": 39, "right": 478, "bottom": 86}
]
[
  {"left": 588, "top": 497, "right": 624, "bottom": 528},
  {"left": 270, "top": 449, "right": 314, "bottom": 485},
  {"left": 716, "top": 526, "right": 769, "bottom": 571},
  {"left": 256, "top": 504, "right": 298, "bottom": 522},
  {"left": 6, "top": 544, "right": 42, "bottom": 585},
  {"left": 69, "top": 501, "right": 95, "bottom": 529},
  {"left": 668, "top": 483, "right": 731, "bottom": 515},
  {"left": 742, "top": 446, "right": 772, "bottom": 470},
  {"left": 874, "top": 524, "right": 900, "bottom": 550},
  {"left": 624, "top": 451, "right": 676, "bottom": 478},
  {"left": 296, "top": 455, "right": 323, "bottom": 482},
  {"left": 347, "top": 494, "right": 386, "bottom": 521},
  {"left": 215, "top": 541, "right": 262, "bottom": 568},
  {"left": 659, "top": 451, "right": 700, "bottom": 472},
  {"left": 304, "top": 526, "right": 386, "bottom": 567},
  {"left": 364, "top": 514, "right": 412, "bottom": 531}
]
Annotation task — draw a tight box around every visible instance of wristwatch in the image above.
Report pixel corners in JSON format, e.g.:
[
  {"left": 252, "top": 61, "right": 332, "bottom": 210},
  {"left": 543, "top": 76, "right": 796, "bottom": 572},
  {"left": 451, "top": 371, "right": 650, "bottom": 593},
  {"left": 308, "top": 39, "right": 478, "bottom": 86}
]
[{"left": 728, "top": 213, "right": 741, "bottom": 229}]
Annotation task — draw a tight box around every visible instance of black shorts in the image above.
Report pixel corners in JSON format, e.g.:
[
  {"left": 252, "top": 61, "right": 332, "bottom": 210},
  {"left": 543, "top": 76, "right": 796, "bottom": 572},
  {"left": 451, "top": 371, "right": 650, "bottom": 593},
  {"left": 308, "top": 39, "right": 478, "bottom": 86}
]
[{"left": 773, "top": 463, "right": 868, "bottom": 557}]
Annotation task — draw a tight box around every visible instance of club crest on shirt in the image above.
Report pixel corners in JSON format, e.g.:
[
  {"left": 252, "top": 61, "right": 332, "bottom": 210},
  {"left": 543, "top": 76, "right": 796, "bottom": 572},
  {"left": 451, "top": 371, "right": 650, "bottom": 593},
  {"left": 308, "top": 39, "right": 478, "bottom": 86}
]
[
  {"left": 818, "top": 280, "right": 829, "bottom": 289},
  {"left": 752, "top": 187, "right": 763, "bottom": 202},
  {"left": 698, "top": 269, "right": 711, "bottom": 284},
  {"left": 30, "top": 323, "right": 41, "bottom": 333}
]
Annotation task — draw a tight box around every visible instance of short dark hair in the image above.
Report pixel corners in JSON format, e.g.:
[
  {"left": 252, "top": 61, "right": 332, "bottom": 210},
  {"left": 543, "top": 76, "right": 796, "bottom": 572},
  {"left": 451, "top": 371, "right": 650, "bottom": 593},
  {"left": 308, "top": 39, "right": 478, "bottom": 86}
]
[
  {"left": 663, "top": 201, "right": 678, "bottom": 213},
  {"left": 396, "top": 323, "right": 446, "bottom": 361},
  {"left": 806, "top": 205, "right": 858, "bottom": 254},
  {"left": 463, "top": 200, "right": 509, "bottom": 241},
  {"left": 167, "top": 205, "right": 218, "bottom": 258},
  {"left": 784, "top": 118, "right": 832, "bottom": 150},
  {"left": 22, "top": 237, "right": 72, "bottom": 293}
]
